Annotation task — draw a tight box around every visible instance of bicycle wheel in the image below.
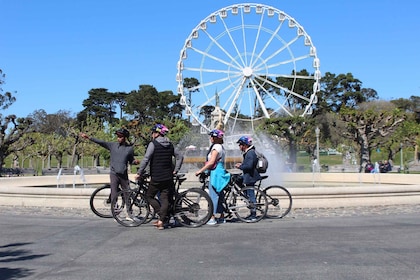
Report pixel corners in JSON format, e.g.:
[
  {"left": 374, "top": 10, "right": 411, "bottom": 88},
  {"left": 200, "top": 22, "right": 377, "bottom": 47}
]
[
  {"left": 111, "top": 189, "right": 150, "bottom": 227},
  {"left": 173, "top": 188, "right": 213, "bottom": 228},
  {"left": 132, "top": 180, "right": 155, "bottom": 224},
  {"left": 260, "top": 185, "right": 292, "bottom": 219},
  {"left": 140, "top": 203, "right": 155, "bottom": 225},
  {"left": 232, "top": 186, "right": 268, "bottom": 223},
  {"left": 90, "top": 184, "right": 113, "bottom": 218}
]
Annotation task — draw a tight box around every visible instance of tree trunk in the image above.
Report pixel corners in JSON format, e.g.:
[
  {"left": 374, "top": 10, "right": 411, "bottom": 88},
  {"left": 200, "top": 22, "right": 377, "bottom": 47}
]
[{"left": 358, "top": 131, "right": 370, "bottom": 172}]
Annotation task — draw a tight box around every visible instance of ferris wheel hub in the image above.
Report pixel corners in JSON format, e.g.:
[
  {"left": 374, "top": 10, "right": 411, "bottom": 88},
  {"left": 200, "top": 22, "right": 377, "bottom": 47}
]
[{"left": 242, "top": 67, "right": 253, "bottom": 78}]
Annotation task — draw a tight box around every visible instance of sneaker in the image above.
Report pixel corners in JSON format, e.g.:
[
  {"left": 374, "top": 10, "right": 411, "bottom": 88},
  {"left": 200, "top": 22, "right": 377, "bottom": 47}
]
[
  {"left": 126, "top": 215, "right": 141, "bottom": 223},
  {"left": 217, "top": 218, "right": 226, "bottom": 224},
  {"left": 206, "top": 218, "right": 217, "bottom": 225},
  {"left": 246, "top": 215, "right": 257, "bottom": 222}
]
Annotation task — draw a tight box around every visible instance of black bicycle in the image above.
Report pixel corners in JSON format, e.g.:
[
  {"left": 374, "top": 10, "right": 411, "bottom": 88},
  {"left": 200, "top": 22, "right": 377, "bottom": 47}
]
[
  {"left": 254, "top": 175, "right": 292, "bottom": 219},
  {"left": 199, "top": 172, "right": 268, "bottom": 223},
  {"left": 89, "top": 179, "right": 155, "bottom": 222},
  {"left": 111, "top": 173, "right": 214, "bottom": 227}
]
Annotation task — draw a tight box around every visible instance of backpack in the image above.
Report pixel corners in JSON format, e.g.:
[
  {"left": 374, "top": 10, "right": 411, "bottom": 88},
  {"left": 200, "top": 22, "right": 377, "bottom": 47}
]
[{"left": 255, "top": 150, "right": 268, "bottom": 173}]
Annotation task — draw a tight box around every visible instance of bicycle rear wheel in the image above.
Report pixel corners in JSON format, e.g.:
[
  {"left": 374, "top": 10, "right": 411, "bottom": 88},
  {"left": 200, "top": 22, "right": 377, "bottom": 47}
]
[
  {"left": 260, "top": 185, "right": 292, "bottom": 219},
  {"left": 232, "top": 186, "right": 268, "bottom": 223},
  {"left": 133, "top": 180, "right": 155, "bottom": 224},
  {"left": 173, "top": 188, "right": 213, "bottom": 228},
  {"left": 90, "top": 184, "right": 113, "bottom": 218},
  {"left": 111, "top": 189, "right": 150, "bottom": 227}
]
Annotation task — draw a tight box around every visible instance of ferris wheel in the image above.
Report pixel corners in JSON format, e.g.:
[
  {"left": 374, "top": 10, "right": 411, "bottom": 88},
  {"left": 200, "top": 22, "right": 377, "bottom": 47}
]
[{"left": 176, "top": 3, "right": 321, "bottom": 134}]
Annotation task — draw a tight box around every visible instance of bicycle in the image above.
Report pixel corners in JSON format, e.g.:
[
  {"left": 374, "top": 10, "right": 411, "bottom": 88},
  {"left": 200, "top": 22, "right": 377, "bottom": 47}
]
[
  {"left": 111, "top": 173, "right": 214, "bottom": 228},
  {"left": 89, "top": 179, "right": 155, "bottom": 223},
  {"left": 199, "top": 172, "right": 268, "bottom": 223},
  {"left": 254, "top": 175, "right": 293, "bottom": 219}
]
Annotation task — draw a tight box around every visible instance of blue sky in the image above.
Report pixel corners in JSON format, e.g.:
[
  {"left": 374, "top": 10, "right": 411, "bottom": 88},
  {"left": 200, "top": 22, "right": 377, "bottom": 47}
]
[{"left": 1, "top": 0, "right": 419, "bottom": 118}]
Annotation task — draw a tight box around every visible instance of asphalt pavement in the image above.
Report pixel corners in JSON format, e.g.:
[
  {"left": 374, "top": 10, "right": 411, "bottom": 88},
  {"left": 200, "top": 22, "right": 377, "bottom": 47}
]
[{"left": 1, "top": 205, "right": 420, "bottom": 280}]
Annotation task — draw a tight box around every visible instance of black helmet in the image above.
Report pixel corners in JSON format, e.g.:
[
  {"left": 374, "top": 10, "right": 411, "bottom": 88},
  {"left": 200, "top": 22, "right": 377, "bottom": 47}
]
[{"left": 115, "top": 128, "right": 130, "bottom": 138}]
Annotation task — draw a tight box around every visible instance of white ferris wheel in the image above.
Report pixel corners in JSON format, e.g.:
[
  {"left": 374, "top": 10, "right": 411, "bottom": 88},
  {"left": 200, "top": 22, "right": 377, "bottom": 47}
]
[{"left": 176, "top": 3, "right": 321, "bottom": 135}]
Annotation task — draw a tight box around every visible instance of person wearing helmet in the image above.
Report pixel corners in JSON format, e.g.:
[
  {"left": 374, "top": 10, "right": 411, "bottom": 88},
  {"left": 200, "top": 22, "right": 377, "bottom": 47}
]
[
  {"left": 235, "top": 136, "right": 261, "bottom": 221},
  {"left": 80, "top": 129, "right": 140, "bottom": 220},
  {"left": 135, "top": 123, "right": 183, "bottom": 230},
  {"left": 195, "top": 129, "right": 231, "bottom": 225}
]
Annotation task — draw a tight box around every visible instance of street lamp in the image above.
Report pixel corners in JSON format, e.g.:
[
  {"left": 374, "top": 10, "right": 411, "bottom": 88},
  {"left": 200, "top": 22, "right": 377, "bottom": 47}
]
[{"left": 315, "top": 126, "right": 320, "bottom": 172}]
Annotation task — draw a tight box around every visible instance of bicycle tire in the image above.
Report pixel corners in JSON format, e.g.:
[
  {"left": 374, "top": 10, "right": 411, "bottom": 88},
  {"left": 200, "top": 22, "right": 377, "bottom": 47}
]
[
  {"left": 111, "top": 189, "right": 150, "bottom": 227},
  {"left": 173, "top": 188, "right": 213, "bottom": 228},
  {"left": 142, "top": 205, "right": 155, "bottom": 224},
  {"left": 232, "top": 186, "right": 268, "bottom": 223},
  {"left": 90, "top": 184, "right": 113, "bottom": 218},
  {"left": 131, "top": 180, "right": 155, "bottom": 224},
  {"left": 260, "top": 185, "right": 292, "bottom": 219}
]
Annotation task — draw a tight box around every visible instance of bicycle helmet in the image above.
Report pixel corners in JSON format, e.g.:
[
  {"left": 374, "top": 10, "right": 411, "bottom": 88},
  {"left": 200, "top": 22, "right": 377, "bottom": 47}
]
[
  {"left": 208, "top": 129, "right": 224, "bottom": 138},
  {"left": 151, "top": 123, "right": 169, "bottom": 136},
  {"left": 115, "top": 128, "right": 130, "bottom": 138},
  {"left": 237, "top": 136, "right": 252, "bottom": 146}
]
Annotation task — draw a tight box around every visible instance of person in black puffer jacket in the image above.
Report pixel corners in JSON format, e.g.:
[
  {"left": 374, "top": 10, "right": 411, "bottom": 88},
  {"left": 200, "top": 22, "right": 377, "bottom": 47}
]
[{"left": 136, "top": 124, "right": 183, "bottom": 230}]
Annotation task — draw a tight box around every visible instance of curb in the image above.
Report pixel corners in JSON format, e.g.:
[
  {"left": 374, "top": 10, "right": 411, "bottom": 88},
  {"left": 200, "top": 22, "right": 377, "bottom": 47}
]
[{"left": 1, "top": 173, "right": 420, "bottom": 209}]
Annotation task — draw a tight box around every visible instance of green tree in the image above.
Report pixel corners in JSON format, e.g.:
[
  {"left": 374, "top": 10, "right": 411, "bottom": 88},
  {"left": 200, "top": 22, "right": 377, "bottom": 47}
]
[
  {"left": 318, "top": 72, "right": 378, "bottom": 113},
  {"left": 78, "top": 88, "right": 118, "bottom": 125},
  {"left": 125, "top": 85, "right": 181, "bottom": 122},
  {"left": 339, "top": 101, "right": 406, "bottom": 171},
  {"left": 276, "top": 70, "right": 314, "bottom": 114},
  {"left": 0, "top": 69, "right": 34, "bottom": 169},
  {"left": 29, "top": 109, "right": 74, "bottom": 134},
  {"left": 263, "top": 116, "right": 314, "bottom": 169}
]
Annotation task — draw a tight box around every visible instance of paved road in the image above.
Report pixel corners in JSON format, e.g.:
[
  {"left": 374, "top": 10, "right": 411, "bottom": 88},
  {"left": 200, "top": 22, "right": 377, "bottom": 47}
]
[{"left": 1, "top": 205, "right": 420, "bottom": 280}]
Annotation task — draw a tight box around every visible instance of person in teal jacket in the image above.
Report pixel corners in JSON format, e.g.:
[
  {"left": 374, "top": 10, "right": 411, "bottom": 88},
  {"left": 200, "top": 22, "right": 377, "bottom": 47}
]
[{"left": 195, "top": 129, "right": 230, "bottom": 225}]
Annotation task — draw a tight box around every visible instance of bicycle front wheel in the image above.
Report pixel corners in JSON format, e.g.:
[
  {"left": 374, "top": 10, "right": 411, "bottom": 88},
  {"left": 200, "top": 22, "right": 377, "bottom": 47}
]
[
  {"left": 174, "top": 188, "right": 213, "bottom": 228},
  {"left": 232, "top": 186, "right": 268, "bottom": 223},
  {"left": 111, "top": 189, "right": 150, "bottom": 227},
  {"left": 90, "top": 184, "right": 112, "bottom": 218},
  {"left": 260, "top": 185, "right": 292, "bottom": 219}
]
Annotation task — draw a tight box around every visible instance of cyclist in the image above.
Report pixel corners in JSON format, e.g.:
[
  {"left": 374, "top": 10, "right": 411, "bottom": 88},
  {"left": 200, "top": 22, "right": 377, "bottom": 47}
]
[
  {"left": 195, "top": 129, "right": 230, "bottom": 225},
  {"left": 234, "top": 136, "right": 261, "bottom": 221},
  {"left": 135, "top": 124, "right": 183, "bottom": 230},
  {"left": 80, "top": 128, "right": 140, "bottom": 219}
]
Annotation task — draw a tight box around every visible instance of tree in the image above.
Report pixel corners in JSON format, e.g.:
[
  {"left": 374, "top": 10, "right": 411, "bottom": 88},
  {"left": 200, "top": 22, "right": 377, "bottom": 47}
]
[
  {"left": 124, "top": 85, "right": 181, "bottom": 123},
  {"left": 276, "top": 70, "right": 314, "bottom": 114},
  {"left": 263, "top": 116, "right": 314, "bottom": 169},
  {"left": 29, "top": 109, "right": 74, "bottom": 134},
  {"left": 318, "top": 72, "right": 378, "bottom": 114},
  {"left": 0, "top": 69, "right": 34, "bottom": 169},
  {"left": 114, "top": 91, "right": 128, "bottom": 120},
  {"left": 183, "top": 77, "right": 200, "bottom": 123},
  {"left": 78, "top": 88, "right": 118, "bottom": 125},
  {"left": 339, "top": 101, "right": 406, "bottom": 171}
]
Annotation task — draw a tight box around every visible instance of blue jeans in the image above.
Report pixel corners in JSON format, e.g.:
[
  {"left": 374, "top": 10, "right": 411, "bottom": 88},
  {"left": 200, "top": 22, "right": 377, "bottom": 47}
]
[
  {"left": 244, "top": 184, "right": 257, "bottom": 216},
  {"left": 208, "top": 180, "right": 224, "bottom": 215}
]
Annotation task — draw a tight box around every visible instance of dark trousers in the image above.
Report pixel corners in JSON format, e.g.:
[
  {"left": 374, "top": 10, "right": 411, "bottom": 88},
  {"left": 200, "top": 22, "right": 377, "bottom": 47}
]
[
  {"left": 109, "top": 172, "right": 129, "bottom": 204},
  {"left": 146, "top": 179, "right": 174, "bottom": 222}
]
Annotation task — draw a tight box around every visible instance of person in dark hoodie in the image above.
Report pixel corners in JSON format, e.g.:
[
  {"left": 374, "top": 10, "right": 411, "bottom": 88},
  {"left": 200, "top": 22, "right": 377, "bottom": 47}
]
[
  {"left": 135, "top": 123, "right": 183, "bottom": 230},
  {"left": 235, "top": 136, "right": 261, "bottom": 221},
  {"left": 80, "top": 128, "right": 140, "bottom": 220}
]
